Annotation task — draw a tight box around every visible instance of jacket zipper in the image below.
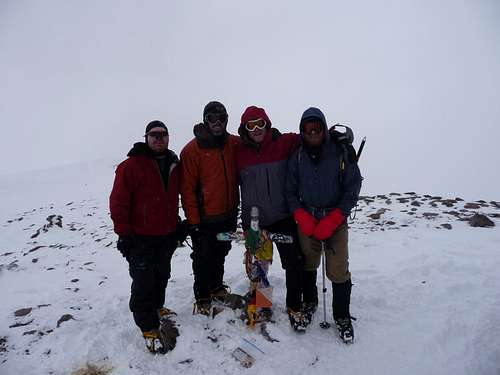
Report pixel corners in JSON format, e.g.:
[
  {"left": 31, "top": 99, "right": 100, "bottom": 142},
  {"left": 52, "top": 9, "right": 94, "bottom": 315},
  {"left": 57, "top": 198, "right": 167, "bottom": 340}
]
[{"left": 220, "top": 149, "right": 229, "bottom": 213}]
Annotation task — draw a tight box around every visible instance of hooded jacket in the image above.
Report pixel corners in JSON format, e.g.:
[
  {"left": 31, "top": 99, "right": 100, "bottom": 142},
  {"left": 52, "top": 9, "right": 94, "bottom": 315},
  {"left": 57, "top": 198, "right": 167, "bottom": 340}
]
[
  {"left": 180, "top": 123, "right": 240, "bottom": 225},
  {"left": 110, "top": 142, "right": 180, "bottom": 236},
  {"left": 286, "top": 107, "right": 362, "bottom": 218},
  {"left": 236, "top": 106, "right": 301, "bottom": 227}
]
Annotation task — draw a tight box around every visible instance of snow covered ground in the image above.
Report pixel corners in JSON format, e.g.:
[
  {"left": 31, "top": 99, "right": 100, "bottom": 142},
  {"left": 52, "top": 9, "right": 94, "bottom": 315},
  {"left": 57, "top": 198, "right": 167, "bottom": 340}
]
[{"left": 1, "top": 161, "right": 499, "bottom": 375}]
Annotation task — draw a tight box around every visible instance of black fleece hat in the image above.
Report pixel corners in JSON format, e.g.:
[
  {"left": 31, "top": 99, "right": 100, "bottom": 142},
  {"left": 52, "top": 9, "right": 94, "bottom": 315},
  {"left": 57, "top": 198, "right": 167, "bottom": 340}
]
[
  {"left": 203, "top": 101, "right": 227, "bottom": 117},
  {"left": 145, "top": 120, "right": 168, "bottom": 134}
]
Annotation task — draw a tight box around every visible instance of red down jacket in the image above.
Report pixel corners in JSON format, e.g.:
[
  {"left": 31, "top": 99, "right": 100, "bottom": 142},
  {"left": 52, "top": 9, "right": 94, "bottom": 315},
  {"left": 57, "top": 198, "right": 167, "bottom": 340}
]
[{"left": 110, "top": 143, "right": 179, "bottom": 236}]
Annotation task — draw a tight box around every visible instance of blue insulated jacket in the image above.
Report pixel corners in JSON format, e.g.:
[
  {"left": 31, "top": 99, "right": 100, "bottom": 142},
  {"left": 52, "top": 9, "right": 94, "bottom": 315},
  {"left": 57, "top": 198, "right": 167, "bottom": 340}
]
[{"left": 286, "top": 108, "right": 362, "bottom": 218}]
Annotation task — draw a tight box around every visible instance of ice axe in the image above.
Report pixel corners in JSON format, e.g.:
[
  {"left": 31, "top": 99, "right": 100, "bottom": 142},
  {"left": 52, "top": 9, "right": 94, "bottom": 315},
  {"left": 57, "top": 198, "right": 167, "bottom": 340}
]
[{"left": 319, "top": 241, "right": 331, "bottom": 329}]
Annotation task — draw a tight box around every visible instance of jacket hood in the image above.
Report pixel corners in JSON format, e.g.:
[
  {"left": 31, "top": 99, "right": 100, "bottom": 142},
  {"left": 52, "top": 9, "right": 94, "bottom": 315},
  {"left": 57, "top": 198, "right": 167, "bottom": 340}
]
[
  {"left": 299, "top": 108, "right": 330, "bottom": 157},
  {"left": 238, "top": 106, "right": 272, "bottom": 148},
  {"left": 299, "top": 107, "right": 328, "bottom": 133},
  {"left": 239, "top": 106, "right": 272, "bottom": 129},
  {"left": 193, "top": 123, "right": 228, "bottom": 149}
]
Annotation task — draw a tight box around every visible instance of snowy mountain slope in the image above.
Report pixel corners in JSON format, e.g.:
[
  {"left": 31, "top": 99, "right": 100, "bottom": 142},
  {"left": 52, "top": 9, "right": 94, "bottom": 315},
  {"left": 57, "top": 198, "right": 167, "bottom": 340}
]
[{"left": 1, "top": 162, "right": 499, "bottom": 375}]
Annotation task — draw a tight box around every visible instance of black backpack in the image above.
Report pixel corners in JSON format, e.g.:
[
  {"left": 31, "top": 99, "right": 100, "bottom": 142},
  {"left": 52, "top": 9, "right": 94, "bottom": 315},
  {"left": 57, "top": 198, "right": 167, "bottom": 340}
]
[
  {"left": 298, "top": 123, "right": 365, "bottom": 183},
  {"left": 329, "top": 123, "right": 368, "bottom": 186}
]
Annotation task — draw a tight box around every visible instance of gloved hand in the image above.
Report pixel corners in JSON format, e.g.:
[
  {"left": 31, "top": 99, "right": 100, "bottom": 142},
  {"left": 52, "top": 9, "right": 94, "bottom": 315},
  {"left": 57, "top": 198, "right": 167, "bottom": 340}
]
[
  {"left": 294, "top": 208, "right": 318, "bottom": 237},
  {"left": 176, "top": 218, "right": 189, "bottom": 246},
  {"left": 117, "top": 235, "right": 135, "bottom": 258},
  {"left": 189, "top": 224, "right": 212, "bottom": 256},
  {"left": 313, "top": 208, "right": 345, "bottom": 240},
  {"left": 188, "top": 224, "right": 202, "bottom": 242}
]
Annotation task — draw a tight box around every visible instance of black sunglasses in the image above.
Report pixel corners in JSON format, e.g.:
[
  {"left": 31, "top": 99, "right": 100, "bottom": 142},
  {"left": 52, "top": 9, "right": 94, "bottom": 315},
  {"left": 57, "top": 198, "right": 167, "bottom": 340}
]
[
  {"left": 147, "top": 131, "right": 169, "bottom": 140},
  {"left": 204, "top": 112, "right": 228, "bottom": 124}
]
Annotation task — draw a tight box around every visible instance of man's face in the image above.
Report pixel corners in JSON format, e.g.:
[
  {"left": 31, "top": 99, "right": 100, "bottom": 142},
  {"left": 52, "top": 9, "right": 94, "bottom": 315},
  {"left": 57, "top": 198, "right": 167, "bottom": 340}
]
[
  {"left": 302, "top": 120, "right": 325, "bottom": 147},
  {"left": 205, "top": 112, "right": 228, "bottom": 136},
  {"left": 146, "top": 126, "right": 169, "bottom": 153},
  {"left": 245, "top": 118, "right": 267, "bottom": 144}
]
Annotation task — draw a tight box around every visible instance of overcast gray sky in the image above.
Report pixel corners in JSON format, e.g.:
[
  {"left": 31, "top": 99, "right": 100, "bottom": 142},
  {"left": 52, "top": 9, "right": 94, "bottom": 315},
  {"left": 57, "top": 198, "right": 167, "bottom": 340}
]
[{"left": 1, "top": 0, "right": 499, "bottom": 200}]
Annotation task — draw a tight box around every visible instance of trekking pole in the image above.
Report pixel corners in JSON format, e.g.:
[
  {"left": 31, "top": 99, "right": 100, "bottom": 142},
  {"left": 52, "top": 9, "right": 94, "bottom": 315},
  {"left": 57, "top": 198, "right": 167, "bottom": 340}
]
[
  {"left": 356, "top": 136, "right": 366, "bottom": 161},
  {"left": 319, "top": 241, "right": 331, "bottom": 329}
]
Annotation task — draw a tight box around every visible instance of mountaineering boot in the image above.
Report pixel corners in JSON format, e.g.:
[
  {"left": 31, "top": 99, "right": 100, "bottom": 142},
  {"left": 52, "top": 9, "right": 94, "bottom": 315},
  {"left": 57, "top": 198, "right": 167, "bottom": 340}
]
[
  {"left": 335, "top": 317, "right": 354, "bottom": 343},
  {"left": 260, "top": 307, "right": 273, "bottom": 322},
  {"left": 210, "top": 284, "right": 230, "bottom": 303},
  {"left": 157, "top": 307, "right": 179, "bottom": 352},
  {"left": 332, "top": 279, "right": 354, "bottom": 343},
  {"left": 302, "top": 302, "right": 318, "bottom": 326},
  {"left": 193, "top": 298, "right": 212, "bottom": 316},
  {"left": 287, "top": 308, "right": 307, "bottom": 333},
  {"left": 210, "top": 284, "right": 246, "bottom": 310},
  {"left": 157, "top": 307, "right": 176, "bottom": 322},
  {"left": 143, "top": 329, "right": 167, "bottom": 354}
]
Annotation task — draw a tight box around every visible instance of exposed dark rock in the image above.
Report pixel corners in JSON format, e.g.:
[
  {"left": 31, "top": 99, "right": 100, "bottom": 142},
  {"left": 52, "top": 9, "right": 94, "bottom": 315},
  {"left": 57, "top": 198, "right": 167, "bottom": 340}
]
[
  {"left": 367, "top": 208, "right": 389, "bottom": 220},
  {"left": 444, "top": 211, "right": 461, "bottom": 218},
  {"left": 71, "top": 279, "right": 79, "bottom": 283},
  {"left": 386, "top": 221, "right": 396, "bottom": 225},
  {"left": 32, "top": 258, "right": 38, "bottom": 263},
  {"left": 490, "top": 201, "right": 500, "bottom": 209},
  {"left": 405, "top": 192, "right": 417, "bottom": 195},
  {"left": 385, "top": 200, "right": 392, "bottom": 205},
  {"left": 397, "top": 198, "right": 409, "bottom": 203},
  {"left": 56, "top": 314, "right": 74, "bottom": 327},
  {"left": 389, "top": 192, "right": 401, "bottom": 196},
  {"left": 430, "top": 196, "right": 442, "bottom": 200},
  {"left": 441, "top": 224, "right": 452, "bottom": 230},
  {"left": 469, "top": 214, "right": 495, "bottom": 228},
  {"left": 423, "top": 213, "right": 439, "bottom": 219},
  {"left": 465, "top": 203, "right": 481, "bottom": 209},
  {"left": 9, "top": 320, "right": 33, "bottom": 328},
  {"left": 411, "top": 201, "right": 421, "bottom": 207},
  {"left": 0, "top": 336, "right": 6, "bottom": 352},
  {"left": 22, "top": 330, "right": 37, "bottom": 336},
  {"left": 1, "top": 252, "right": 14, "bottom": 257},
  {"left": 14, "top": 308, "right": 32, "bottom": 317},
  {"left": 441, "top": 199, "right": 456, "bottom": 207},
  {"left": 25, "top": 245, "right": 45, "bottom": 255},
  {"left": 455, "top": 197, "right": 464, "bottom": 201}
]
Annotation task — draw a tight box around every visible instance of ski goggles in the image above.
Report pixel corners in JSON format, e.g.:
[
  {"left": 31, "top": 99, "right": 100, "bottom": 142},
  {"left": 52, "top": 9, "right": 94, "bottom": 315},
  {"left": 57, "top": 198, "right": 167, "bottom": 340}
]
[
  {"left": 245, "top": 118, "right": 267, "bottom": 132},
  {"left": 204, "top": 112, "right": 228, "bottom": 124},
  {"left": 146, "top": 131, "right": 169, "bottom": 140}
]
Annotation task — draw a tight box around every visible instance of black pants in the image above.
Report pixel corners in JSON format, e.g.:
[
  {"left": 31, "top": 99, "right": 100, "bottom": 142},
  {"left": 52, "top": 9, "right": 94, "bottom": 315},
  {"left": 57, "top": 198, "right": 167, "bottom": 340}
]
[
  {"left": 128, "top": 234, "right": 177, "bottom": 332},
  {"left": 263, "top": 216, "right": 304, "bottom": 311},
  {"left": 191, "top": 218, "right": 236, "bottom": 301}
]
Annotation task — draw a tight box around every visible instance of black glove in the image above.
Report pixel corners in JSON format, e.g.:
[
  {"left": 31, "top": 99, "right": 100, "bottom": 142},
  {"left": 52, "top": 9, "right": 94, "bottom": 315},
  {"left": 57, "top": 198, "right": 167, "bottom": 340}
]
[
  {"left": 176, "top": 219, "right": 189, "bottom": 246},
  {"left": 117, "top": 235, "right": 135, "bottom": 258},
  {"left": 189, "top": 224, "right": 213, "bottom": 255},
  {"left": 188, "top": 224, "right": 203, "bottom": 243}
]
